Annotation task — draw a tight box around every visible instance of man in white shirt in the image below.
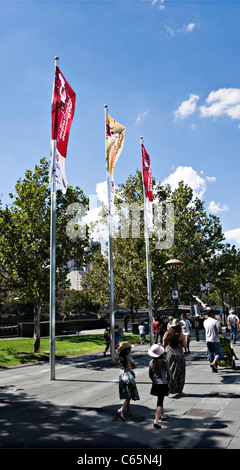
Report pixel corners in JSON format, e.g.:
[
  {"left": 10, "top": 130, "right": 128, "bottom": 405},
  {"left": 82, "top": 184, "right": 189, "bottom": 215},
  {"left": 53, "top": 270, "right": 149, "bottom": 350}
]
[
  {"left": 227, "top": 309, "right": 240, "bottom": 344},
  {"left": 204, "top": 309, "right": 223, "bottom": 373},
  {"left": 138, "top": 322, "right": 146, "bottom": 345},
  {"left": 180, "top": 314, "right": 192, "bottom": 354}
]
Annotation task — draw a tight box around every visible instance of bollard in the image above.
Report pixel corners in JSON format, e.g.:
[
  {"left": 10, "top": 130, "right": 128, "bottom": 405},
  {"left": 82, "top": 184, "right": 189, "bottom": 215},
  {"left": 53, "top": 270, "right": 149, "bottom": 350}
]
[
  {"left": 194, "top": 317, "right": 200, "bottom": 341},
  {"left": 195, "top": 327, "right": 200, "bottom": 341}
]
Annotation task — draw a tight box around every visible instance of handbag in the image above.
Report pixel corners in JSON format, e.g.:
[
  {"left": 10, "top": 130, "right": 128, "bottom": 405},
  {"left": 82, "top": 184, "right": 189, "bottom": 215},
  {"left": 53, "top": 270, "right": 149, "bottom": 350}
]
[{"left": 120, "top": 369, "right": 135, "bottom": 384}]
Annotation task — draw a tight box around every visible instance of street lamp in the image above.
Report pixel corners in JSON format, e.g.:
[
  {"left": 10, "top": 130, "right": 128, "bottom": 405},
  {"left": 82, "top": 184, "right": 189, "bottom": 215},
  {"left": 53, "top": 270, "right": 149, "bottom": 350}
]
[
  {"left": 221, "top": 276, "right": 230, "bottom": 326},
  {"left": 14, "top": 297, "right": 20, "bottom": 335},
  {"left": 165, "top": 259, "right": 183, "bottom": 319}
]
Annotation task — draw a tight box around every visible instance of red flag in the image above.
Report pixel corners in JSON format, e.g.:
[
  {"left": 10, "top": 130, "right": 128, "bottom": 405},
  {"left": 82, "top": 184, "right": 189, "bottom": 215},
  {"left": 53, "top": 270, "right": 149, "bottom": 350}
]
[
  {"left": 141, "top": 143, "right": 153, "bottom": 229},
  {"left": 50, "top": 66, "right": 76, "bottom": 193},
  {"left": 141, "top": 144, "right": 153, "bottom": 202}
]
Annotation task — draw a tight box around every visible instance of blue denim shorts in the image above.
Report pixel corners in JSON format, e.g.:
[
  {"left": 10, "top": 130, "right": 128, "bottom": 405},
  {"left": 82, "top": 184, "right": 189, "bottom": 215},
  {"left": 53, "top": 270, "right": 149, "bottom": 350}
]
[{"left": 206, "top": 341, "right": 223, "bottom": 361}]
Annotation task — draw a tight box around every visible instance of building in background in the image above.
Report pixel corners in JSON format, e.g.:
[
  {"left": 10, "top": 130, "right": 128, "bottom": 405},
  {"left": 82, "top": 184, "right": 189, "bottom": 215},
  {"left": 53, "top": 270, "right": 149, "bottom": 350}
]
[
  {"left": 67, "top": 241, "right": 100, "bottom": 291},
  {"left": 67, "top": 265, "right": 88, "bottom": 291}
]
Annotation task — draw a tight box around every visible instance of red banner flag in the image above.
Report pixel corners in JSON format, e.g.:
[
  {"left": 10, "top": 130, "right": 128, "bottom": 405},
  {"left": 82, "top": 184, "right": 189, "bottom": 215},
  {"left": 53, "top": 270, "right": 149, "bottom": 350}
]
[
  {"left": 141, "top": 144, "right": 153, "bottom": 202},
  {"left": 141, "top": 143, "right": 153, "bottom": 228},
  {"left": 50, "top": 66, "right": 76, "bottom": 193}
]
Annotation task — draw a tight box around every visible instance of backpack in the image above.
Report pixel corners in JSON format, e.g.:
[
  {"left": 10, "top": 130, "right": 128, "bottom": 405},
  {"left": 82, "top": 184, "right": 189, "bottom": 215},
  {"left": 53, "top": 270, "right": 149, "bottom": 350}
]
[{"left": 104, "top": 329, "right": 110, "bottom": 341}]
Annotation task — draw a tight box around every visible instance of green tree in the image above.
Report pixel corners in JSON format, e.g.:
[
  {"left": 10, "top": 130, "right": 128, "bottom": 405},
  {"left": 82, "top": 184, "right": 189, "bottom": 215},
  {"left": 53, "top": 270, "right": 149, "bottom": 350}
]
[
  {"left": 86, "top": 250, "right": 110, "bottom": 308},
  {"left": 165, "top": 181, "right": 225, "bottom": 303},
  {"left": 61, "top": 290, "right": 99, "bottom": 315},
  {"left": 0, "top": 158, "right": 89, "bottom": 352},
  {"left": 86, "top": 170, "right": 226, "bottom": 320},
  {"left": 203, "top": 244, "right": 240, "bottom": 310}
]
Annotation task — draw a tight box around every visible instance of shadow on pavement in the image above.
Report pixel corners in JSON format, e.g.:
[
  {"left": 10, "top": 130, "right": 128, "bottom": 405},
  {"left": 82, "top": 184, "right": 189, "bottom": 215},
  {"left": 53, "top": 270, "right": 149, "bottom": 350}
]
[{"left": 0, "top": 386, "right": 233, "bottom": 449}]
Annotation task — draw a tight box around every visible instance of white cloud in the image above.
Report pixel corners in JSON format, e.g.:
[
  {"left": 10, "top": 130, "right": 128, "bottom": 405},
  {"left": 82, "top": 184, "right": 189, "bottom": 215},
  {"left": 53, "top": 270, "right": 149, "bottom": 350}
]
[
  {"left": 206, "top": 176, "right": 216, "bottom": 183},
  {"left": 165, "top": 26, "right": 175, "bottom": 37},
  {"left": 136, "top": 110, "right": 149, "bottom": 123},
  {"left": 83, "top": 181, "right": 109, "bottom": 246},
  {"left": 84, "top": 180, "right": 123, "bottom": 249},
  {"left": 174, "top": 88, "right": 240, "bottom": 126},
  {"left": 185, "top": 23, "right": 196, "bottom": 32},
  {"left": 174, "top": 94, "right": 200, "bottom": 120},
  {"left": 200, "top": 88, "right": 240, "bottom": 120},
  {"left": 165, "top": 23, "right": 197, "bottom": 37},
  {"left": 224, "top": 228, "right": 240, "bottom": 245},
  {"left": 208, "top": 201, "right": 229, "bottom": 214},
  {"left": 152, "top": 0, "right": 165, "bottom": 9},
  {"left": 95, "top": 181, "right": 108, "bottom": 204},
  {"left": 162, "top": 166, "right": 212, "bottom": 199}
]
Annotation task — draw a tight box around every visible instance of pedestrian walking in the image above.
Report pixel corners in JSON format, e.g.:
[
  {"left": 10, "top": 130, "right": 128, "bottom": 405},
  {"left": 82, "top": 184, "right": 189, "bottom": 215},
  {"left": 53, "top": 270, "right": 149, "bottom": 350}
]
[
  {"left": 219, "top": 310, "right": 223, "bottom": 322},
  {"left": 203, "top": 309, "right": 223, "bottom": 373},
  {"left": 159, "top": 316, "right": 168, "bottom": 344},
  {"left": 117, "top": 342, "right": 140, "bottom": 421},
  {"left": 162, "top": 319, "right": 186, "bottom": 395},
  {"left": 103, "top": 326, "right": 110, "bottom": 357},
  {"left": 138, "top": 321, "right": 146, "bottom": 345},
  {"left": 227, "top": 309, "right": 240, "bottom": 344},
  {"left": 167, "top": 316, "right": 174, "bottom": 330},
  {"left": 148, "top": 344, "right": 171, "bottom": 429},
  {"left": 180, "top": 314, "right": 192, "bottom": 354},
  {"left": 152, "top": 317, "right": 160, "bottom": 344},
  {"left": 115, "top": 325, "right": 121, "bottom": 351}
]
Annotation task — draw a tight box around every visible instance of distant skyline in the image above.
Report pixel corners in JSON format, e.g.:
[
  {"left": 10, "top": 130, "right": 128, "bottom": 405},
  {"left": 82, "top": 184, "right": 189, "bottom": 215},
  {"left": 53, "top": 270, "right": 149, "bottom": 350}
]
[{"left": 1, "top": 0, "right": 240, "bottom": 246}]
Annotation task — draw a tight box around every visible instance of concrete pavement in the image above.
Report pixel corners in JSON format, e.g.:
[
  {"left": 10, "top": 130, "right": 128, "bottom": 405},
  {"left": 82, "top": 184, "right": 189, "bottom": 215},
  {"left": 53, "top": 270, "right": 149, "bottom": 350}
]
[{"left": 0, "top": 329, "right": 240, "bottom": 465}]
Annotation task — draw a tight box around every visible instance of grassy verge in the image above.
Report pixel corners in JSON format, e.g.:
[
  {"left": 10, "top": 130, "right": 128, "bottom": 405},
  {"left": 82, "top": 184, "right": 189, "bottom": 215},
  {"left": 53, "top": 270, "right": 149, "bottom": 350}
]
[{"left": 0, "top": 334, "right": 146, "bottom": 368}]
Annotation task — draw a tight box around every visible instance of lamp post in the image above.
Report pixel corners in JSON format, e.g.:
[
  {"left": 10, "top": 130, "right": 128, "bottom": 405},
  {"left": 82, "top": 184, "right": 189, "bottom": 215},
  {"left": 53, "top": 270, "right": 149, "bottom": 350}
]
[
  {"left": 14, "top": 297, "right": 20, "bottom": 334},
  {"left": 165, "top": 259, "right": 183, "bottom": 319},
  {"left": 221, "top": 277, "right": 230, "bottom": 326}
]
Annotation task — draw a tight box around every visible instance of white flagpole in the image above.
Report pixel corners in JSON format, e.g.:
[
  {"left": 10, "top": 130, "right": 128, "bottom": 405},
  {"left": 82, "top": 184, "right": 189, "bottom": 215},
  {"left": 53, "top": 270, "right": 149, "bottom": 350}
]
[
  {"left": 140, "top": 137, "right": 153, "bottom": 345},
  {"left": 105, "top": 104, "right": 115, "bottom": 364},
  {"left": 49, "top": 56, "right": 59, "bottom": 380}
]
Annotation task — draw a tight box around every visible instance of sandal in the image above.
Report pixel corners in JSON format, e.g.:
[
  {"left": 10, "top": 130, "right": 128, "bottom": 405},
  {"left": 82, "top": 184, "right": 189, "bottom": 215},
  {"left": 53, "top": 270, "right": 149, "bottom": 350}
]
[
  {"left": 161, "top": 415, "right": 169, "bottom": 421},
  {"left": 117, "top": 410, "right": 126, "bottom": 421}
]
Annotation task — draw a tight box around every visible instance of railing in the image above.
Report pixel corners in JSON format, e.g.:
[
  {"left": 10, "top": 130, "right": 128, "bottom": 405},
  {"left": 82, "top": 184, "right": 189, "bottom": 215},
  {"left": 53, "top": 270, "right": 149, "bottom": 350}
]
[{"left": 0, "top": 325, "right": 19, "bottom": 337}]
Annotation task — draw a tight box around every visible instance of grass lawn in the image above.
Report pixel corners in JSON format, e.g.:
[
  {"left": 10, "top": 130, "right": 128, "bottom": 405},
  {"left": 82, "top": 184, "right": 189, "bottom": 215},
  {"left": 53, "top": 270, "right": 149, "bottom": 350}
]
[{"left": 0, "top": 334, "right": 144, "bottom": 368}]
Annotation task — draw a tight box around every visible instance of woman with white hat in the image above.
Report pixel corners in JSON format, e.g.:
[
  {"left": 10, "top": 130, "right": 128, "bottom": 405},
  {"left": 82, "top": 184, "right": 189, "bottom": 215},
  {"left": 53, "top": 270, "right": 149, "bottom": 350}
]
[
  {"left": 117, "top": 342, "right": 140, "bottom": 421},
  {"left": 148, "top": 344, "right": 171, "bottom": 429}
]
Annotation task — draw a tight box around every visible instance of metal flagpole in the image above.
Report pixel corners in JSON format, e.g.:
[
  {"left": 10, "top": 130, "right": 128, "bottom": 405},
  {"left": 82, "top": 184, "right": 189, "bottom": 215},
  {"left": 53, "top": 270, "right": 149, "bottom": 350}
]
[
  {"left": 105, "top": 104, "right": 115, "bottom": 364},
  {"left": 140, "top": 137, "right": 153, "bottom": 345},
  {"left": 49, "top": 56, "right": 59, "bottom": 380}
]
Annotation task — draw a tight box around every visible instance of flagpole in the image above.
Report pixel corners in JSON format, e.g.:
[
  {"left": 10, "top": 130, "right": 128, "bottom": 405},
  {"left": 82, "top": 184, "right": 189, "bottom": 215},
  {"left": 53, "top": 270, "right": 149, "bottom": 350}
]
[
  {"left": 140, "top": 137, "right": 153, "bottom": 345},
  {"left": 105, "top": 104, "right": 115, "bottom": 364},
  {"left": 49, "top": 56, "right": 59, "bottom": 380}
]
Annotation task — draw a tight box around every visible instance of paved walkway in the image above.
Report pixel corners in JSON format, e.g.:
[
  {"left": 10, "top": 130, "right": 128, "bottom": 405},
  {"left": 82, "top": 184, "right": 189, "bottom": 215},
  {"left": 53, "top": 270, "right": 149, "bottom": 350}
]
[{"left": 0, "top": 329, "right": 240, "bottom": 464}]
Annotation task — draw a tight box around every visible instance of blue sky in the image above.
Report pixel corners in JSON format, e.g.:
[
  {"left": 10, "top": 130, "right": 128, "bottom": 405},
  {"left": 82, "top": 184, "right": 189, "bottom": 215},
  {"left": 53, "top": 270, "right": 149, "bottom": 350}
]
[{"left": 1, "top": 0, "right": 240, "bottom": 246}]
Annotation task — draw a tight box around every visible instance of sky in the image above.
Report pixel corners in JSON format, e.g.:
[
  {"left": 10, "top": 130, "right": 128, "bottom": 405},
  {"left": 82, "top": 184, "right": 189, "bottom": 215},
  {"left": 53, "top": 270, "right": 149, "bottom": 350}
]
[{"left": 1, "top": 0, "right": 240, "bottom": 248}]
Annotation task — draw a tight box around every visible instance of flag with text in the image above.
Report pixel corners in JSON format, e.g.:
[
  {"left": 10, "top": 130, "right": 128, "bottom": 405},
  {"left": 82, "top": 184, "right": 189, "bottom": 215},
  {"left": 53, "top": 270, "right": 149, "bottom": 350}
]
[
  {"left": 105, "top": 113, "right": 126, "bottom": 176},
  {"left": 141, "top": 143, "right": 153, "bottom": 228},
  {"left": 50, "top": 66, "right": 76, "bottom": 194}
]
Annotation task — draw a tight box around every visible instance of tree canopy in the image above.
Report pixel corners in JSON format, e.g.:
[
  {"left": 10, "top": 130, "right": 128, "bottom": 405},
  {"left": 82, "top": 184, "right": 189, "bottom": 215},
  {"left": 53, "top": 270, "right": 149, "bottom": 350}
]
[
  {"left": 0, "top": 158, "right": 90, "bottom": 351},
  {"left": 1, "top": 163, "right": 239, "bottom": 346},
  {"left": 86, "top": 170, "right": 227, "bottom": 320}
]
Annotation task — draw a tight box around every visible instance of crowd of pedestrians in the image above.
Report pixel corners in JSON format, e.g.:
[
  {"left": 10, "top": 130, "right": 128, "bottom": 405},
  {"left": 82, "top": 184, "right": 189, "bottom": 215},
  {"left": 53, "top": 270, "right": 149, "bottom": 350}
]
[{"left": 115, "top": 307, "right": 240, "bottom": 428}]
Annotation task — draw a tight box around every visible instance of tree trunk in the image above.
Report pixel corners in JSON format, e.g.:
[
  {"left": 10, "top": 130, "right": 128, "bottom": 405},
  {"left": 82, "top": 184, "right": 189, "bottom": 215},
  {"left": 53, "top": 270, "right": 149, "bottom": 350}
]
[
  {"left": 33, "top": 301, "right": 41, "bottom": 353},
  {"left": 130, "top": 306, "right": 135, "bottom": 323}
]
